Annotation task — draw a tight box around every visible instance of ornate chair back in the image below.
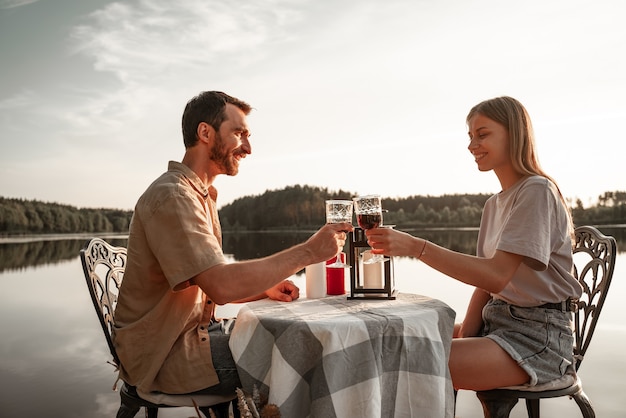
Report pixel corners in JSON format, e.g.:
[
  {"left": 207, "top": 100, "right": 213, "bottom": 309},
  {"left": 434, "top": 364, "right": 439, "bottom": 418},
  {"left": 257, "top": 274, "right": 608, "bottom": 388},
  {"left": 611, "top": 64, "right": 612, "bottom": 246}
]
[
  {"left": 80, "top": 237, "right": 126, "bottom": 368},
  {"left": 475, "top": 225, "right": 617, "bottom": 418},
  {"left": 572, "top": 225, "right": 617, "bottom": 370},
  {"left": 80, "top": 237, "right": 236, "bottom": 418}
]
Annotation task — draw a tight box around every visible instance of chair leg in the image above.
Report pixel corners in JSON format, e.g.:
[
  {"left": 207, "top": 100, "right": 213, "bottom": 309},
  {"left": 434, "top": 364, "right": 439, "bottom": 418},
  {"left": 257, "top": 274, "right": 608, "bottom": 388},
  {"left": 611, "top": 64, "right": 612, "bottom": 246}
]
[
  {"left": 572, "top": 391, "right": 595, "bottom": 418},
  {"left": 146, "top": 406, "right": 159, "bottom": 418},
  {"left": 202, "top": 400, "right": 238, "bottom": 418},
  {"left": 476, "top": 392, "right": 518, "bottom": 418},
  {"left": 231, "top": 399, "right": 241, "bottom": 418},
  {"left": 116, "top": 403, "right": 140, "bottom": 418},
  {"left": 199, "top": 406, "right": 217, "bottom": 418},
  {"left": 525, "top": 398, "right": 539, "bottom": 418}
]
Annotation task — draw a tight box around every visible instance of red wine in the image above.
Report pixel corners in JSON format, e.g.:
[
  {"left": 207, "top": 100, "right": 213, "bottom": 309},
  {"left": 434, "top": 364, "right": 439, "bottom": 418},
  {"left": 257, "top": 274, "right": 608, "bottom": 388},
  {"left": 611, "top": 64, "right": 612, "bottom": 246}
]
[{"left": 357, "top": 213, "right": 381, "bottom": 230}]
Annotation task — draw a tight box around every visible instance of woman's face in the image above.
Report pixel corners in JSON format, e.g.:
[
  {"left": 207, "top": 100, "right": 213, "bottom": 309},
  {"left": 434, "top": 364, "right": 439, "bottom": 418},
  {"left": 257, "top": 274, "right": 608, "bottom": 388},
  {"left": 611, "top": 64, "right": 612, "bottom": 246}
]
[{"left": 467, "top": 113, "right": 511, "bottom": 173}]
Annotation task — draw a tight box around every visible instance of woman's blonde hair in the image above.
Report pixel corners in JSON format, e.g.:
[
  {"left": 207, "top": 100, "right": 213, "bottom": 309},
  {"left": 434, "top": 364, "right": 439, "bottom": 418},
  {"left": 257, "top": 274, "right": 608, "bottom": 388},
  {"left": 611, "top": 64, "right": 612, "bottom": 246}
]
[{"left": 467, "top": 96, "right": 573, "bottom": 232}]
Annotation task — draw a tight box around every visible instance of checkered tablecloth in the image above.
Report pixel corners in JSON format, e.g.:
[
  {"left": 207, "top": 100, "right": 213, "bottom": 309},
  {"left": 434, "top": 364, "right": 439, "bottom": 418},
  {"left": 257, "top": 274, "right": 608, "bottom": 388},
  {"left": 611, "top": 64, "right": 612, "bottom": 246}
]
[{"left": 229, "top": 292, "right": 456, "bottom": 418}]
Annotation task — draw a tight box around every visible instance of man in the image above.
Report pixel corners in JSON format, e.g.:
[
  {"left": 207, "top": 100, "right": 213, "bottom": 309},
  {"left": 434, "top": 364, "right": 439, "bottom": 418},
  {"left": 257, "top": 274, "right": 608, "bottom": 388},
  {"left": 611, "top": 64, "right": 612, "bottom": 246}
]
[{"left": 113, "top": 91, "right": 351, "bottom": 398}]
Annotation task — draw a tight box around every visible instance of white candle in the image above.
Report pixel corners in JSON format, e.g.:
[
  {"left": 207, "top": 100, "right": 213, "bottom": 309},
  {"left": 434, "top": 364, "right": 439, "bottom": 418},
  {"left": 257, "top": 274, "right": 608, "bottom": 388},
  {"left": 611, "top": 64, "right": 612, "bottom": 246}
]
[
  {"left": 362, "top": 250, "right": 384, "bottom": 289},
  {"left": 305, "top": 262, "right": 326, "bottom": 298}
]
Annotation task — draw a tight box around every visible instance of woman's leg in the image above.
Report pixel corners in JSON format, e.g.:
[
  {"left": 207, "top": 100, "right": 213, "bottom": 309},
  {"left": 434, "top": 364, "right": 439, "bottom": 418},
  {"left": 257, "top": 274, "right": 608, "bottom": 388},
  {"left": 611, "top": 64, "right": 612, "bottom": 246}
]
[{"left": 449, "top": 336, "right": 529, "bottom": 391}]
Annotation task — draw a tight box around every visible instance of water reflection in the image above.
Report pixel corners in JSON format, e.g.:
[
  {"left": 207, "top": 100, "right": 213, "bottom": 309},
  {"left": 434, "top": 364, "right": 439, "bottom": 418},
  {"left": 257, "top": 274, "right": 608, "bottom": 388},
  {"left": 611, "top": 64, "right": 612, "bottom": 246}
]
[
  {"left": 0, "top": 228, "right": 623, "bottom": 418},
  {"left": 0, "top": 228, "right": 507, "bottom": 274},
  {"left": 3, "top": 226, "right": 622, "bottom": 271},
  {"left": 222, "top": 231, "right": 313, "bottom": 260},
  {"left": 0, "top": 235, "right": 128, "bottom": 272},
  {"left": 222, "top": 229, "right": 483, "bottom": 261}
]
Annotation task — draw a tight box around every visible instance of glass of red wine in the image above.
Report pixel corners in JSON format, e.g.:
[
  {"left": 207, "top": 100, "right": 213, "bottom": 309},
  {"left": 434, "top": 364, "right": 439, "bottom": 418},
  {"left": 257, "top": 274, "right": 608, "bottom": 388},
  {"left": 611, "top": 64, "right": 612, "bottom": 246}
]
[
  {"left": 325, "top": 200, "right": 353, "bottom": 268},
  {"left": 353, "top": 194, "right": 387, "bottom": 264}
]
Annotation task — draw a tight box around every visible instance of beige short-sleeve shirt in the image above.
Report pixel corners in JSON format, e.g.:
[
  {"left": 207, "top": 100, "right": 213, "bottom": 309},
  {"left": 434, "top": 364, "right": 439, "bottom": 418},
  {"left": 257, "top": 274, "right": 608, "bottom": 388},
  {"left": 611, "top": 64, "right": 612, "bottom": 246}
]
[
  {"left": 477, "top": 176, "right": 582, "bottom": 306},
  {"left": 113, "top": 161, "right": 227, "bottom": 394}
]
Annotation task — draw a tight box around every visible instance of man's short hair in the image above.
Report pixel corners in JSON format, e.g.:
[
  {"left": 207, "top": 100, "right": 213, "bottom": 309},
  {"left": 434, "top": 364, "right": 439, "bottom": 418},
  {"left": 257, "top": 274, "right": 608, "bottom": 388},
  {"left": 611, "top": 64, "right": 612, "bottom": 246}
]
[{"left": 181, "top": 91, "right": 252, "bottom": 148}]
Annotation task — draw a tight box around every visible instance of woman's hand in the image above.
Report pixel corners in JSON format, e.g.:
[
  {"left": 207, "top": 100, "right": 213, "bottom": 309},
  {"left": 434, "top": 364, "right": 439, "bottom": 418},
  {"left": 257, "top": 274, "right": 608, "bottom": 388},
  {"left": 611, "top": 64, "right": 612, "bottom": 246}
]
[
  {"left": 365, "top": 228, "right": 424, "bottom": 258},
  {"left": 454, "top": 288, "right": 491, "bottom": 338}
]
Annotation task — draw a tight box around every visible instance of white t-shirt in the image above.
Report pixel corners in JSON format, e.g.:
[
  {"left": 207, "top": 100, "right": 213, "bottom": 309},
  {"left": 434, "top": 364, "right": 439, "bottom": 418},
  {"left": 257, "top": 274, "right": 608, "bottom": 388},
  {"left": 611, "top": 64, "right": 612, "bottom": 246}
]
[{"left": 476, "top": 176, "right": 583, "bottom": 306}]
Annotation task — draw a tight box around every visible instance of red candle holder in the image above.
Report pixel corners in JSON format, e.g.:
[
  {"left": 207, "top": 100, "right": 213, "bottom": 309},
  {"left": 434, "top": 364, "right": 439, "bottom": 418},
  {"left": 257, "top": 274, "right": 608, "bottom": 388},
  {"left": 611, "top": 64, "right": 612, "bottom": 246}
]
[{"left": 325, "top": 253, "right": 346, "bottom": 295}]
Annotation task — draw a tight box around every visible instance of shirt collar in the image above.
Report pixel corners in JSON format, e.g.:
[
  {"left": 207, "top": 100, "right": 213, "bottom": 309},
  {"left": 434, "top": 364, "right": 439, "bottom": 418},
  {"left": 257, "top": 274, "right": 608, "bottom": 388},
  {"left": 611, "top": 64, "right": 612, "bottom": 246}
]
[{"left": 167, "top": 161, "right": 218, "bottom": 201}]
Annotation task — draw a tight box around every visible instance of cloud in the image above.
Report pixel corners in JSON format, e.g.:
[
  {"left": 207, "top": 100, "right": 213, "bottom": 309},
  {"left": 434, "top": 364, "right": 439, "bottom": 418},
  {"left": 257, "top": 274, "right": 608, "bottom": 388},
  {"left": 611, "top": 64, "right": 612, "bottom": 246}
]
[
  {"left": 2, "top": 0, "right": 625, "bottom": 209},
  {"left": 55, "top": 0, "right": 310, "bottom": 146},
  {"left": 0, "top": 90, "right": 36, "bottom": 110},
  {"left": 0, "top": 0, "right": 40, "bottom": 9},
  {"left": 69, "top": 0, "right": 304, "bottom": 85}
]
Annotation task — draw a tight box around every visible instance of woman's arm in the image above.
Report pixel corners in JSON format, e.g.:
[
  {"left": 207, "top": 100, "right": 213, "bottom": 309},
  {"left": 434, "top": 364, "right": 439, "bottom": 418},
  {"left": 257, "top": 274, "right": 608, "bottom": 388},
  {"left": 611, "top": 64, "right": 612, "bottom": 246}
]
[
  {"left": 365, "top": 228, "right": 523, "bottom": 293},
  {"left": 454, "top": 288, "right": 492, "bottom": 338}
]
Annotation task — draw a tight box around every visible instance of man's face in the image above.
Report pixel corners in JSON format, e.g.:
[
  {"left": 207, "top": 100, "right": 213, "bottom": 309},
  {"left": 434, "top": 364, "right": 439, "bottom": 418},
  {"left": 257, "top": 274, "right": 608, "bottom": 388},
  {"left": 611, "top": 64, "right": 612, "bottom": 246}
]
[{"left": 210, "top": 104, "right": 251, "bottom": 176}]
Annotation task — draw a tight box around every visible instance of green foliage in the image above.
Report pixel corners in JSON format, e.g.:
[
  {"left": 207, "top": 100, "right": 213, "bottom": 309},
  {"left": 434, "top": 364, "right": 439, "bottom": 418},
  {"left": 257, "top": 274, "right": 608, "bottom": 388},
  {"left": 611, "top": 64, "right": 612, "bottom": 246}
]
[
  {"left": 0, "top": 197, "right": 133, "bottom": 235},
  {"left": 219, "top": 185, "right": 353, "bottom": 231},
  {"left": 572, "top": 192, "right": 626, "bottom": 226},
  {"left": 220, "top": 186, "right": 626, "bottom": 231},
  {"left": 2, "top": 187, "right": 625, "bottom": 235},
  {"left": 218, "top": 187, "right": 492, "bottom": 230},
  {"left": 382, "top": 194, "right": 489, "bottom": 228}
]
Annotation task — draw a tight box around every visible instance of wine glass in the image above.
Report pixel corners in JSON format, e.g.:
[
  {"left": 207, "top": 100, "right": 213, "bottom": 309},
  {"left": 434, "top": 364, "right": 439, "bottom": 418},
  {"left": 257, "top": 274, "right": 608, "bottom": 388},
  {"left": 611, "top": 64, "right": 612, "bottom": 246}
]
[
  {"left": 353, "top": 195, "right": 387, "bottom": 264},
  {"left": 325, "top": 200, "right": 353, "bottom": 268}
]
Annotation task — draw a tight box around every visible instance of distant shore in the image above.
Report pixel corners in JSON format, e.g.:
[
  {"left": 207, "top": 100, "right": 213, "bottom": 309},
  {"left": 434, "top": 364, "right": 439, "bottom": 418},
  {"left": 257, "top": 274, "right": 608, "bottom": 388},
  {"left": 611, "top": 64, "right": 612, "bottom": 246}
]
[{"left": 0, "top": 232, "right": 129, "bottom": 244}]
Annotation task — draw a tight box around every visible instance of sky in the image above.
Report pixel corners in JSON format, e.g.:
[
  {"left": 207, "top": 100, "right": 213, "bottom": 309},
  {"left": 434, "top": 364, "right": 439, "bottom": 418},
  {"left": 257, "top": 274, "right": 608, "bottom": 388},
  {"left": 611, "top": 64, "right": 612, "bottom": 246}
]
[{"left": 1, "top": 0, "right": 625, "bottom": 211}]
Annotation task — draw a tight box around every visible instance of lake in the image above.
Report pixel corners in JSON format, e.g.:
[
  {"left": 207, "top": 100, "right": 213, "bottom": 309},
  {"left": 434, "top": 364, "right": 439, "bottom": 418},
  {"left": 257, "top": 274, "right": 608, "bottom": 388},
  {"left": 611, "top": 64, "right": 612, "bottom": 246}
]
[{"left": 0, "top": 228, "right": 624, "bottom": 418}]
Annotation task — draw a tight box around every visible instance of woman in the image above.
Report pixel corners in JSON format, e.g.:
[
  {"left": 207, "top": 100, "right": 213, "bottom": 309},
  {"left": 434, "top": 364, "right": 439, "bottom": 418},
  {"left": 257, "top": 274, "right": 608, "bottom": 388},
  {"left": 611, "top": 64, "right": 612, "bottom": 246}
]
[{"left": 366, "top": 96, "right": 583, "bottom": 390}]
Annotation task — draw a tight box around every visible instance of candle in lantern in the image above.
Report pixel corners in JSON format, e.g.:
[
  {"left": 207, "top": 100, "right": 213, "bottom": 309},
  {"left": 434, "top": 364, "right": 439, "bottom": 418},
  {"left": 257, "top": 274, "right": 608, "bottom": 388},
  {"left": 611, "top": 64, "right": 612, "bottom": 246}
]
[{"left": 362, "top": 250, "right": 384, "bottom": 289}]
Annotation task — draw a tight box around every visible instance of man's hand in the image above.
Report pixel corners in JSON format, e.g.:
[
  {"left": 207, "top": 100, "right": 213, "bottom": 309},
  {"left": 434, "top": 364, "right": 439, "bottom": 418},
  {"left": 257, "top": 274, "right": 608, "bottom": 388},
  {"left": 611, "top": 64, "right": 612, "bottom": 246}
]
[
  {"left": 305, "top": 222, "right": 354, "bottom": 264},
  {"left": 266, "top": 279, "right": 300, "bottom": 302}
]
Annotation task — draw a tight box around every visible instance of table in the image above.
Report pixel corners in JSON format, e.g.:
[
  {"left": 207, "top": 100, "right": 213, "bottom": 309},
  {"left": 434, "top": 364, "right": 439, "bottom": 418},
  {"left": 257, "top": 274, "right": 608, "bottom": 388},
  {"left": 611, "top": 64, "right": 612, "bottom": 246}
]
[{"left": 229, "top": 292, "right": 456, "bottom": 418}]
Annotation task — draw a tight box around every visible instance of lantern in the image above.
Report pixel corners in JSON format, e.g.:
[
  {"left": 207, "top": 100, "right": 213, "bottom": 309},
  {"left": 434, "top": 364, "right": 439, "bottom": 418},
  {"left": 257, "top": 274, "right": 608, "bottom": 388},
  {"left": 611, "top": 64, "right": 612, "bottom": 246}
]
[{"left": 347, "top": 227, "right": 396, "bottom": 299}]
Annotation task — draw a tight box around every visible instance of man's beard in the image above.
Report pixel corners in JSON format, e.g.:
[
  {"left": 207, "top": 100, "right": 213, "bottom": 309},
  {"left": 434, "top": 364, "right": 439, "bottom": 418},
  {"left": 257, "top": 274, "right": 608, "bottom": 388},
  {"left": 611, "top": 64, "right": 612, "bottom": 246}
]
[{"left": 210, "top": 132, "right": 239, "bottom": 176}]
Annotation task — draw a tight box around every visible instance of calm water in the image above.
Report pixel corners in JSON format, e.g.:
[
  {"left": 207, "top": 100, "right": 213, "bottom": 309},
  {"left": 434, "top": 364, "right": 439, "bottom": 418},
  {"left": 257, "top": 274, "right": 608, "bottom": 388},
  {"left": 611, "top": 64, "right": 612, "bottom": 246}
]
[{"left": 0, "top": 229, "right": 624, "bottom": 418}]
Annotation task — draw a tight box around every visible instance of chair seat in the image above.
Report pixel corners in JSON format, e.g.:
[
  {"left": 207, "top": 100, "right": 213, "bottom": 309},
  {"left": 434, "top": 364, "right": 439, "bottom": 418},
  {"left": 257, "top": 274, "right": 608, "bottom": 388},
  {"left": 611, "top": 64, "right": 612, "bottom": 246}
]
[
  {"left": 476, "top": 367, "right": 594, "bottom": 418},
  {"left": 117, "top": 383, "right": 237, "bottom": 418},
  {"left": 499, "top": 367, "right": 577, "bottom": 393},
  {"left": 121, "top": 383, "right": 235, "bottom": 407},
  {"left": 478, "top": 375, "right": 583, "bottom": 401}
]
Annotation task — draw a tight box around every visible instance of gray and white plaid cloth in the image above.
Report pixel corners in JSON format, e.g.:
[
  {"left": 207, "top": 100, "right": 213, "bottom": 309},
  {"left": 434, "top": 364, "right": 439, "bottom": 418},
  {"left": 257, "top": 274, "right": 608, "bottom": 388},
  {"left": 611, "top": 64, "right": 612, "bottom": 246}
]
[{"left": 229, "top": 293, "right": 456, "bottom": 418}]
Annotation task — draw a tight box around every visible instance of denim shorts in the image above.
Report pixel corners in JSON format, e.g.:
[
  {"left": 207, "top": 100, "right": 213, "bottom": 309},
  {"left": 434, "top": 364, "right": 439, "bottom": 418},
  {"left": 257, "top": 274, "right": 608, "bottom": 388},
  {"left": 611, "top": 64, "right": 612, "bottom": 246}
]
[
  {"left": 191, "top": 318, "right": 242, "bottom": 396},
  {"left": 482, "top": 298, "right": 575, "bottom": 386}
]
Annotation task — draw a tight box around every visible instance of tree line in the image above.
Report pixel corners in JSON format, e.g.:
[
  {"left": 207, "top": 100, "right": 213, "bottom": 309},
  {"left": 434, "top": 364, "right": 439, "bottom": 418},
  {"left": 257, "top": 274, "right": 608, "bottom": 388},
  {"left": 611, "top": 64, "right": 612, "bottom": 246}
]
[
  {"left": 218, "top": 185, "right": 493, "bottom": 230},
  {"left": 0, "top": 197, "right": 133, "bottom": 235},
  {"left": 218, "top": 185, "right": 626, "bottom": 231},
  {"left": 570, "top": 191, "right": 626, "bottom": 226},
  {"left": 1, "top": 187, "right": 625, "bottom": 235}
]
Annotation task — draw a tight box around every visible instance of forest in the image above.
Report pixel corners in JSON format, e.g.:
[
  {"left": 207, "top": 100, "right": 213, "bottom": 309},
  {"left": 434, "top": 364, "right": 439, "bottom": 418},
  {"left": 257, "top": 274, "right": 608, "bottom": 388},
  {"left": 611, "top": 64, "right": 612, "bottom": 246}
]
[
  {"left": 218, "top": 185, "right": 626, "bottom": 230},
  {"left": 1, "top": 187, "right": 625, "bottom": 235},
  {"left": 0, "top": 197, "right": 133, "bottom": 235}
]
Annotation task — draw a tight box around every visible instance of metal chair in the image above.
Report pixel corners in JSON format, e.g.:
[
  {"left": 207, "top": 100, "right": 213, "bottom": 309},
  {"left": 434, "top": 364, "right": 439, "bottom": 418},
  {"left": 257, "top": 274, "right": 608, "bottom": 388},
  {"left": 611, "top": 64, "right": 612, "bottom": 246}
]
[
  {"left": 80, "top": 237, "right": 236, "bottom": 418},
  {"left": 475, "top": 225, "right": 617, "bottom": 418}
]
